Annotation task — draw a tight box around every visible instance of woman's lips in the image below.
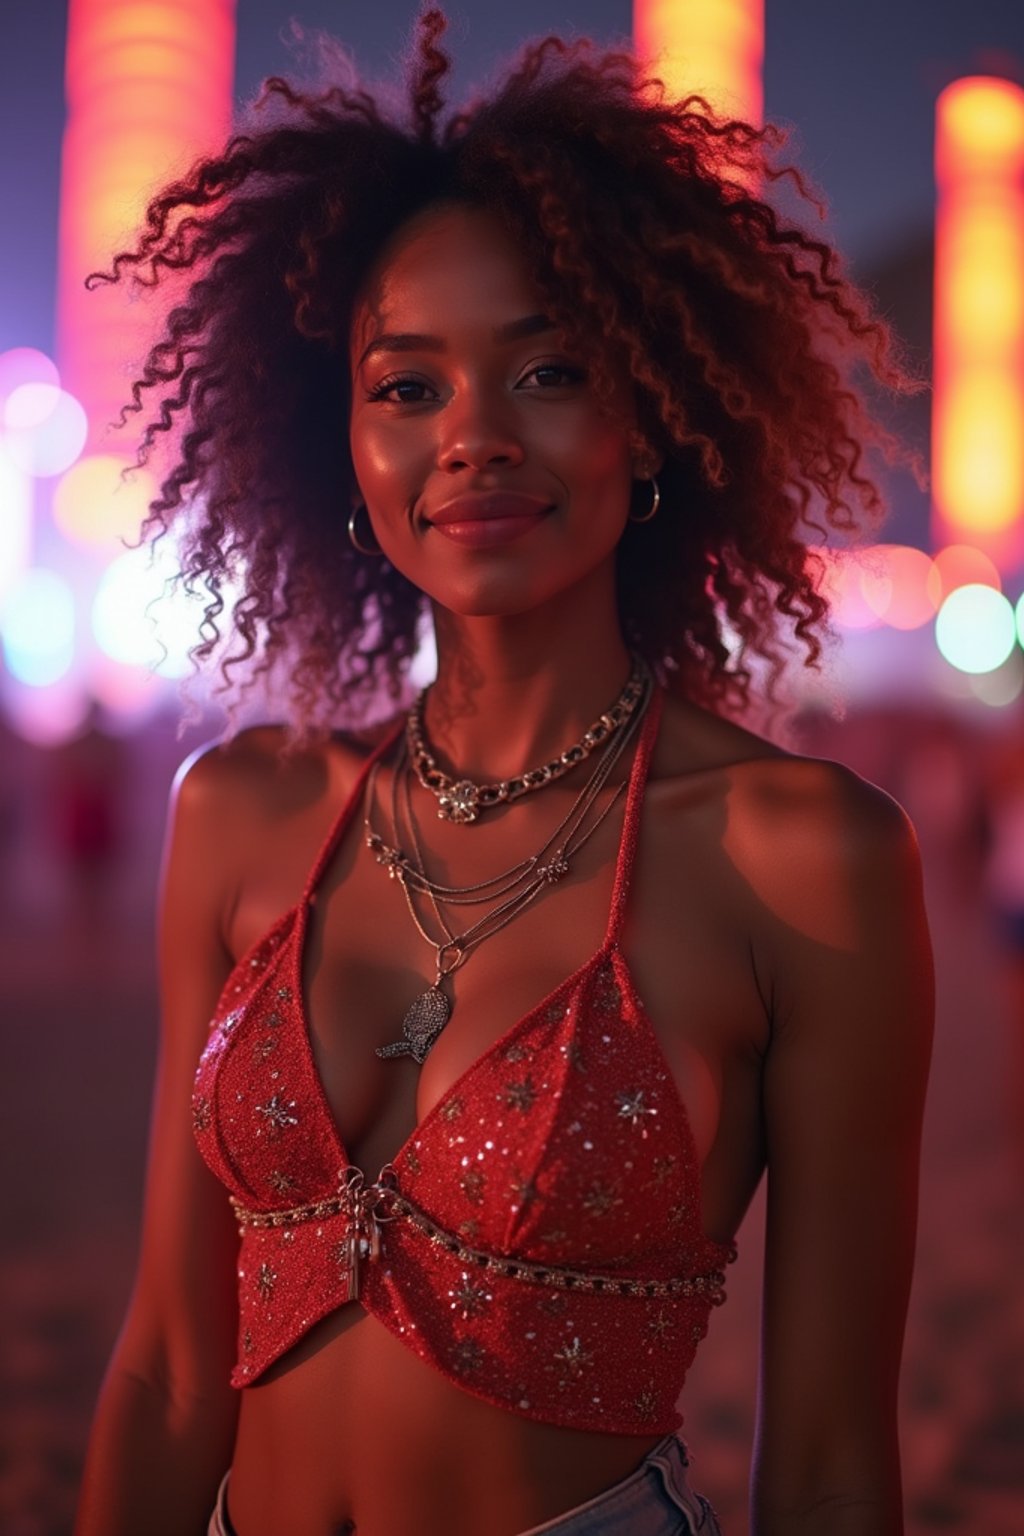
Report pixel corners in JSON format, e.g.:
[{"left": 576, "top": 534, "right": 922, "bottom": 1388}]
[{"left": 425, "top": 492, "right": 553, "bottom": 548}]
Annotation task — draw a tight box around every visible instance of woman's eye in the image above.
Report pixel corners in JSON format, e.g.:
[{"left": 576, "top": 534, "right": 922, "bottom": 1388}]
[
  {"left": 521, "top": 363, "right": 587, "bottom": 389},
  {"left": 366, "top": 374, "right": 434, "bottom": 404}
]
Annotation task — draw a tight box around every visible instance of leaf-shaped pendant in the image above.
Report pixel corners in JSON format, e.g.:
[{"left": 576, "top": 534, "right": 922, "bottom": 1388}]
[{"left": 376, "top": 985, "right": 451, "bottom": 1064}]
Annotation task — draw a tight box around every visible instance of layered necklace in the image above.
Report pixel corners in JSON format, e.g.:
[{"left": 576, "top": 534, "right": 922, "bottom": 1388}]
[{"left": 363, "top": 657, "right": 654, "bottom": 1064}]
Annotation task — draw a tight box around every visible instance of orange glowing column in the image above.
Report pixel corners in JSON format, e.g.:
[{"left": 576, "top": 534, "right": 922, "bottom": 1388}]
[
  {"left": 933, "top": 77, "right": 1024, "bottom": 569},
  {"left": 633, "top": 0, "right": 764, "bottom": 127},
  {"left": 57, "top": 0, "right": 237, "bottom": 457}
]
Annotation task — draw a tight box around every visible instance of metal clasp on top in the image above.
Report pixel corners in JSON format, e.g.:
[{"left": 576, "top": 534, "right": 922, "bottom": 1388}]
[{"left": 338, "top": 1163, "right": 400, "bottom": 1301}]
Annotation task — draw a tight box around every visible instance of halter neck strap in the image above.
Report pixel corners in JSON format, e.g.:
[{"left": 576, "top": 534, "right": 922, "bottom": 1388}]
[
  {"left": 302, "top": 717, "right": 406, "bottom": 903},
  {"left": 603, "top": 685, "right": 665, "bottom": 948}
]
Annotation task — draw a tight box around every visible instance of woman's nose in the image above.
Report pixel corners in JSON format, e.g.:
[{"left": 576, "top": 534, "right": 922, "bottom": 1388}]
[{"left": 436, "top": 388, "right": 526, "bottom": 473}]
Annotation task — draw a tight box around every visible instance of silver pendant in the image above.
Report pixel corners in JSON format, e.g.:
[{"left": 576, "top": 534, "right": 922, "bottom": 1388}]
[{"left": 376, "top": 984, "right": 451, "bottom": 1063}]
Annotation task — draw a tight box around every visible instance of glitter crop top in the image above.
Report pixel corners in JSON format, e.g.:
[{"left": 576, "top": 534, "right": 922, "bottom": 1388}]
[{"left": 191, "top": 689, "right": 738, "bottom": 1435}]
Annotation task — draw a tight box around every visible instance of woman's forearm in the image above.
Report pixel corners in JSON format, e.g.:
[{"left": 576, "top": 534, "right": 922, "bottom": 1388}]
[{"left": 75, "top": 1360, "right": 239, "bottom": 1536}]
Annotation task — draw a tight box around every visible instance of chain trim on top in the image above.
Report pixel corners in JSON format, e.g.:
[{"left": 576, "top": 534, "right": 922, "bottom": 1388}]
[{"left": 229, "top": 1165, "right": 734, "bottom": 1303}]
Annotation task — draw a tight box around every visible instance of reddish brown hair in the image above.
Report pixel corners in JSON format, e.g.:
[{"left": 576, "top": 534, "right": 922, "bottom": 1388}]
[{"left": 90, "top": 7, "right": 922, "bottom": 742}]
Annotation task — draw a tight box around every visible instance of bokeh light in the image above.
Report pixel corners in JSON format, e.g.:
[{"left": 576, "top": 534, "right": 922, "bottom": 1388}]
[
  {"left": 53, "top": 454, "right": 157, "bottom": 547},
  {"left": 810, "top": 546, "right": 884, "bottom": 630},
  {"left": 91, "top": 539, "right": 210, "bottom": 679},
  {"left": 1, "top": 675, "right": 91, "bottom": 748},
  {"left": 0, "top": 348, "right": 59, "bottom": 412},
  {"left": 0, "top": 445, "right": 32, "bottom": 603},
  {"left": 1, "top": 386, "right": 88, "bottom": 477},
  {"left": 968, "top": 646, "right": 1024, "bottom": 707},
  {"left": 859, "top": 544, "right": 938, "bottom": 629},
  {"left": 934, "top": 582, "right": 1017, "bottom": 673},
  {"left": 927, "top": 542, "right": 1002, "bottom": 602},
  {"left": 1, "top": 566, "right": 76, "bottom": 687}
]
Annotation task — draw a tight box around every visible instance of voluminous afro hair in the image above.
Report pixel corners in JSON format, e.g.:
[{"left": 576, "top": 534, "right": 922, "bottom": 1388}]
[{"left": 90, "top": 6, "right": 923, "bottom": 744}]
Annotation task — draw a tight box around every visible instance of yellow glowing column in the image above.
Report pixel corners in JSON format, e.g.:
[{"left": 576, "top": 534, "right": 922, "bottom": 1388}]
[
  {"left": 633, "top": 0, "right": 764, "bottom": 127},
  {"left": 933, "top": 77, "right": 1024, "bottom": 569},
  {"left": 57, "top": 0, "right": 237, "bottom": 462}
]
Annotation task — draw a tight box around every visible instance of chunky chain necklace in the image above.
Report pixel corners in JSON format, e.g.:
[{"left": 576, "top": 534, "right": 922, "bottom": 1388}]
[
  {"left": 365, "top": 666, "right": 653, "bottom": 1063},
  {"left": 406, "top": 654, "right": 648, "bottom": 824}
]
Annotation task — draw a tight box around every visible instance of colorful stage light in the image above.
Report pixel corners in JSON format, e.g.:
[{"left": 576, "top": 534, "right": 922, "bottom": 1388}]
[
  {"left": 968, "top": 649, "right": 1024, "bottom": 708},
  {"left": 934, "top": 582, "right": 1017, "bottom": 674},
  {"left": 53, "top": 453, "right": 158, "bottom": 548},
  {"left": 1, "top": 387, "right": 88, "bottom": 478},
  {"left": 91, "top": 540, "right": 207, "bottom": 678},
  {"left": 0, "top": 349, "right": 59, "bottom": 412},
  {"left": 933, "top": 76, "right": 1024, "bottom": 567},
  {"left": 858, "top": 544, "right": 938, "bottom": 630},
  {"left": 1, "top": 676, "right": 91, "bottom": 748},
  {"left": 58, "top": 0, "right": 236, "bottom": 455},
  {"left": 1, "top": 567, "right": 76, "bottom": 687},
  {"left": 633, "top": 0, "right": 764, "bottom": 127},
  {"left": 927, "top": 542, "right": 1002, "bottom": 603},
  {"left": 0, "top": 447, "right": 32, "bottom": 604}
]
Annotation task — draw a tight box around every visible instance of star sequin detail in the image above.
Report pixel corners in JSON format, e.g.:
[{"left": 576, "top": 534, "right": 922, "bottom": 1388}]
[
  {"left": 447, "top": 1273, "right": 493, "bottom": 1320},
  {"left": 452, "top": 1338, "right": 485, "bottom": 1373},
  {"left": 503, "top": 1042, "right": 529, "bottom": 1063},
  {"left": 242, "top": 1329, "right": 253, "bottom": 1355},
  {"left": 501, "top": 1077, "right": 537, "bottom": 1112},
  {"left": 634, "top": 1388, "right": 657, "bottom": 1417},
  {"left": 651, "top": 1154, "right": 677, "bottom": 1187},
  {"left": 582, "top": 1181, "right": 622, "bottom": 1217},
  {"left": 191, "top": 1096, "right": 211, "bottom": 1133},
  {"left": 551, "top": 1336, "right": 593, "bottom": 1381},
  {"left": 254, "top": 1035, "right": 278, "bottom": 1062},
  {"left": 647, "top": 1309, "right": 675, "bottom": 1338},
  {"left": 256, "top": 1263, "right": 277, "bottom": 1300},
  {"left": 459, "top": 1168, "right": 486, "bottom": 1204},
  {"left": 439, "top": 1097, "right": 464, "bottom": 1123},
  {"left": 615, "top": 1089, "right": 658, "bottom": 1133},
  {"left": 264, "top": 1009, "right": 281, "bottom": 1029},
  {"left": 219, "top": 1010, "right": 242, "bottom": 1036},
  {"left": 668, "top": 1197, "right": 692, "bottom": 1226},
  {"left": 276, "top": 986, "right": 293, "bottom": 1002},
  {"left": 268, "top": 1168, "right": 296, "bottom": 1196},
  {"left": 254, "top": 1093, "right": 299, "bottom": 1137},
  {"left": 405, "top": 1146, "right": 422, "bottom": 1175}
]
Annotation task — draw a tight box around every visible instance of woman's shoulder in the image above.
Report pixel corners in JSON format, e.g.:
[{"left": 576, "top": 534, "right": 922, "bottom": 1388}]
[
  {"left": 172, "top": 713, "right": 404, "bottom": 813},
  {"left": 655, "top": 692, "right": 918, "bottom": 861}
]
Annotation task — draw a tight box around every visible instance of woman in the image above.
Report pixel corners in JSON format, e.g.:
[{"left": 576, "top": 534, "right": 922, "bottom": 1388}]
[{"left": 75, "top": 10, "right": 934, "bottom": 1534}]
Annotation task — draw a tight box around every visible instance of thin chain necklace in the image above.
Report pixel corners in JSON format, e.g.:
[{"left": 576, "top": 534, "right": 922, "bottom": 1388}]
[
  {"left": 364, "top": 669, "right": 653, "bottom": 1064},
  {"left": 407, "top": 654, "right": 648, "bottom": 824}
]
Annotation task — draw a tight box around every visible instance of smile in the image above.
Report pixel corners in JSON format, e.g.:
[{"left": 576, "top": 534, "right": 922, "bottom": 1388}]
[{"left": 424, "top": 492, "right": 553, "bottom": 548}]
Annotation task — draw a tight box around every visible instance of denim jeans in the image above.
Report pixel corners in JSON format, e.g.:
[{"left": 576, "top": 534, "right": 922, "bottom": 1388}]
[{"left": 208, "top": 1432, "right": 722, "bottom": 1535}]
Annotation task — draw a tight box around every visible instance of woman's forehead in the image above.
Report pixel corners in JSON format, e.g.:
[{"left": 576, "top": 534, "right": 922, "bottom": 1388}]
[{"left": 349, "top": 203, "right": 546, "bottom": 358}]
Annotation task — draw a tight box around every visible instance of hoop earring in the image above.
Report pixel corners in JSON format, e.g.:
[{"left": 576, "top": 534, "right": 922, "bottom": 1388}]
[
  {"left": 348, "top": 502, "right": 384, "bottom": 556},
  {"left": 628, "top": 475, "right": 660, "bottom": 524}
]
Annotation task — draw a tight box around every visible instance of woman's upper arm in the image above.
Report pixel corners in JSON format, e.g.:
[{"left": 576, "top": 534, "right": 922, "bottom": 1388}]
[
  {"left": 747, "top": 762, "right": 934, "bottom": 1527},
  {"left": 115, "top": 740, "right": 249, "bottom": 1403}
]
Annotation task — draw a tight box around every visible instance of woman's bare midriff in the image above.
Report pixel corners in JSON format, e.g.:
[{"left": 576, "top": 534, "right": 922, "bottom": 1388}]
[{"left": 228, "top": 1313, "right": 672, "bottom": 1536}]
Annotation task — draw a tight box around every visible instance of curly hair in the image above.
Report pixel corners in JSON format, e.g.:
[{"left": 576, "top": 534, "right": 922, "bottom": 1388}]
[{"left": 89, "top": 6, "right": 923, "bottom": 745}]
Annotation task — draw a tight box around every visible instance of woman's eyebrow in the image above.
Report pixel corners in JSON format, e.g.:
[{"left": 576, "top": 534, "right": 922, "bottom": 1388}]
[{"left": 356, "top": 313, "right": 556, "bottom": 369}]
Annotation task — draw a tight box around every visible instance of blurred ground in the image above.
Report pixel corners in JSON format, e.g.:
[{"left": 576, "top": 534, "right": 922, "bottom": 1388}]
[{"left": 0, "top": 700, "right": 1021, "bottom": 1536}]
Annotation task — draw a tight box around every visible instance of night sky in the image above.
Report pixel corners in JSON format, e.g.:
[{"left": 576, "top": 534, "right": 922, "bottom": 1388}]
[{"left": 2, "top": 1, "right": 1023, "bottom": 372}]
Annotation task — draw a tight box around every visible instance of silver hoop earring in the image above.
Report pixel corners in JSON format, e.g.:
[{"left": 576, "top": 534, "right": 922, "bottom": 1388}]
[
  {"left": 629, "top": 475, "right": 660, "bottom": 524},
  {"left": 348, "top": 503, "right": 383, "bottom": 556}
]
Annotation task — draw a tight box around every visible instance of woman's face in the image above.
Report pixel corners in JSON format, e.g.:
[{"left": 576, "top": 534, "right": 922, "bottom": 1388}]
[{"left": 348, "top": 201, "right": 656, "bottom": 619}]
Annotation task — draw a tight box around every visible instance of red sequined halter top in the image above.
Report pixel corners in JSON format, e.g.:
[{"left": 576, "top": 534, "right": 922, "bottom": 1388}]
[{"left": 191, "top": 686, "right": 737, "bottom": 1434}]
